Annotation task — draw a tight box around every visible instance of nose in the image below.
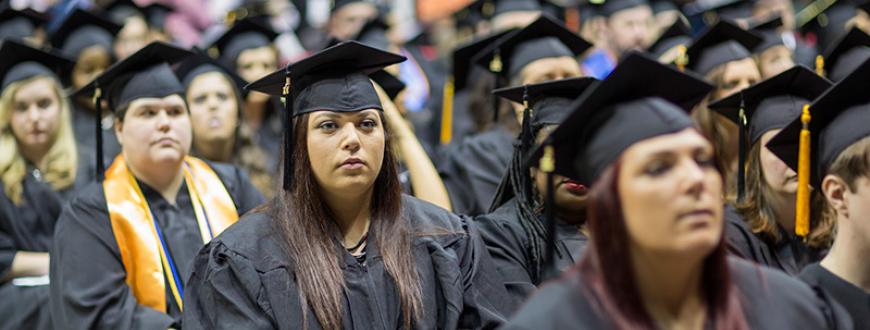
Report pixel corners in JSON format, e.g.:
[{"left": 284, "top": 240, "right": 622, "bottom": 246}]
[
  {"left": 156, "top": 110, "right": 171, "bottom": 132},
  {"left": 340, "top": 123, "right": 361, "bottom": 153},
  {"left": 681, "top": 159, "right": 708, "bottom": 199},
  {"left": 26, "top": 105, "right": 41, "bottom": 122}
]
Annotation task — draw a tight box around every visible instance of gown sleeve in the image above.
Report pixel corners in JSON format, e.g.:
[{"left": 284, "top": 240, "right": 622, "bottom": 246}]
[
  {"left": 183, "top": 241, "right": 275, "bottom": 330},
  {"left": 49, "top": 185, "right": 175, "bottom": 330},
  {"left": 473, "top": 210, "right": 537, "bottom": 308}
]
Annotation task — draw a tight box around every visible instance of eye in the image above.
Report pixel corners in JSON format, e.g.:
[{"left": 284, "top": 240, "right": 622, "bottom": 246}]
[
  {"left": 643, "top": 159, "right": 673, "bottom": 177},
  {"left": 695, "top": 152, "right": 715, "bottom": 168},
  {"left": 360, "top": 119, "right": 378, "bottom": 130},
  {"left": 318, "top": 120, "right": 338, "bottom": 132},
  {"left": 142, "top": 109, "right": 156, "bottom": 117},
  {"left": 217, "top": 92, "right": 229, "bottom": 101},
  {"left": 14, "top": 102, "right": 28, "bottom": 112},
  {"left": 193, "top": 95, "right": 207, "bottom": 104},
  {"left": 37, "top": 98, "right": 52, "bottom": 109},
  {"left": 168, "top": 107, "right": 185, "bottom": 116}
]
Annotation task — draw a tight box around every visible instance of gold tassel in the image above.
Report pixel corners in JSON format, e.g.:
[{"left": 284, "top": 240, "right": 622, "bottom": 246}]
[
  {"left": 675, "top": 45, "right": 688, "bottom": 72},
  {"left": 440, "top": 76, "right": 455, "bottom": 145},
  {"left": 540, "top": 145, "right": 555, "bottom": 173},
  {"left": 795, "top": 104, "right": 811, "bottom": 238},
  {"left": 815, "top": 55, "right": 825, "bottom": 77},
  {"left": 490, "top": 51, "right": 503, "bottom": 73}
]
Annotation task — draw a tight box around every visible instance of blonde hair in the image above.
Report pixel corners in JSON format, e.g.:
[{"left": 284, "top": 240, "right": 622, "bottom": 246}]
[{"left": 0, "top": 75, "right": 77, "bottom": 204}]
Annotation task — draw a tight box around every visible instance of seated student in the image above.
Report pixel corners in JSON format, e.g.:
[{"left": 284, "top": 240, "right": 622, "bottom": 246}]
[
  {"left": 819, "top": 27, "right": 870, "bottom": 82},
  {"left": 49, "top": 42, "right": 265, "bottom": 329},
  {"left": 750, "top": 15, "right": 797, "bottom": 79},
  {"left": 474, "top": 77, "right": 596, "bottom": 306},
  {"left": 104, "top": 0, "right": 173, "bottom": 59},
  {"left": 645, "top": 19, "right": 691, "bottom": 65},
  {"left": 708, "top": 66, "right": 833, "bottom": 275},
  {"left": 183, "top": 41, "right": 513, "bottom": 329},
  {"left": 768, "top": 57, "right": 870, "bottom": 328},
  {"left": 0, "top": 6, "right": 47, "bottom": 46},
  {"left": 441, "top": 14, "right": 591, "bottom": 216},
  {"left": 502, "top": 52, "right": 850, "bottom": 330},
  {"left": 582, "top": 0, "right": 655, "bottom": 79},
  {"left": 50, "top": 8, "right": 123, "bottom": 166},
  {"left": 174, "top": 52, "right": 275, "bottom": 198},
  {"left": 0, "top": 39, "right": 79, "bottom": 330}
]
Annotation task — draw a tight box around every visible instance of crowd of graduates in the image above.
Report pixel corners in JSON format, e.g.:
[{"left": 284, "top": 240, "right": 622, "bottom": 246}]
[{"left": 0, "top": 0, "right": 869, "bottom": 328}]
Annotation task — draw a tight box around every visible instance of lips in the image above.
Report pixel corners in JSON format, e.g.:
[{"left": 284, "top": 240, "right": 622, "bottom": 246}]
[
  {"left": 208, "top": 118, "right": 222, "bottom": 128},
  {"left": 561, "top": 180, "right": 587, "bottom": 194},
  {"left": 153, "top": 137, "right": 178, "bottom": 146},
  {"left": 339, "top": 157, "right": 366, "bottom": 169}
]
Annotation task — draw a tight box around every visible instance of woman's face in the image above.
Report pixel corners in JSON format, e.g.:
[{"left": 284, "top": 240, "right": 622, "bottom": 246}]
[
  {"left": 236, "top": 46, "right": 278, "bottom": 84},
  {"left": 532, "top": 126, "right": 587, "bottom": 219},
  {"left": 307, "top": 110, "right": 385, "bottom": 196},
  {"left": 513, "top": 57, "right": 583, "bottom": 124},
  {"left": 759, "top": 129, "right": 798, "bottom": 194},
  {"left": 10, "top": 77, "right": 62, "bottom": 155},
  {"left": 114, "top": 16, "right": 150, "bottom": 60},
  {"left": 758, "top": 45, "right": 795, "bottom": 79},
  {"left": 186, "top": 72, "right": 239, "bottom": 143},
  {"left": 116, "top": 95, "right": 192, "bottom": 169},
  {"left": 618, "top": 129, "right": 723, "bottom": 257},
  {"left": 72, "top": 46, "right": 112, "bottom": 90},
  {"left": 715, "top": 58, "right": 761, "bottom": 99}
]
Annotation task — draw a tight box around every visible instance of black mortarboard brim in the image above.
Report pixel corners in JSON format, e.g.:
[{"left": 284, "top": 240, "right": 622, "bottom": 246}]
[
  {"left": 473, "top": 14, "right": 592, "bottom": 79},
  {"left": 353, "top": 17, "right": 391, "bottom": 51},
  {"left": 0, "top": 39, "right": 74, "bottom": 90},
  {"left": 595, "top": 0, "right": 650, "bottom": 17},
  {"left": 454, "top": 0, "right": 485, "bottom": 30},
  {"left": 49, "top": 8, "right": 122, "bottom": 59},
  {"left": 647, "top": 18, "right": 692, "bottom": 59},
  {"left": 452, "top": 29, "right": 514, "bottom": 91},
  {"left": 823, "top": 27, "right": 870, "bottom": 81},
  {"left": 332, "top": 0, "right": 376, "bottom": 13},
  {"left": 685, "top": 0, "right": 753, "bottom": 30},
  {"left": 651, "top": 0, "right": 678, "bottom": 13},
  {"left": 710, "top": 65, "right": 831, "bottom": 145},
  {"left": 74, "top": 42, "right": 192, "bottom": 180},
  {"left": 245, "top": 41, "right": 406, "bottom": 190},
  {"left": 525, "top": 51, "right": 713, "bottom": 183},
  {"left": 767, "top": 57, "right": 870, "bottom": 189},
  {"left": 493, "top": 76, "right": 598, "bottom": 126},
  {"left": 105, "top": 0, "right": 144, "bottom": 23},
  {"left": 369, "top": 69, "right": 406, "bottom": 100},
  {"left": 799, "top": 3, "right": 857, "bottom": 54},
  {"left": 0, "top": 6, "right": 47, "bottom": 41},
  {"left": 750, "top": 15, "right": 786, "bottom": 53},
  {"left": 174, "top": 49, "right": 248, "bottom": 91},
  {"left": 143, "top": 3, "right": 172, "bottom": 29},
  {"left": 493, "top": 0, "right": 541, "bottom": 16},
  {"left": 209, "top": 18, "right": 278, "bottom": 70},
  {"left": 685, "top": 20, "right": 763, "bottom": 75}
]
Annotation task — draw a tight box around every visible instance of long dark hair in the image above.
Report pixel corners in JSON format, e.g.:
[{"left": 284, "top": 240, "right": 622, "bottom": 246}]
[
  {"left": 266, "top": 112, "right": 422, "bottom": 329},
  {"left": 579, "top": 158, "right": 748, "bottom": 329}
]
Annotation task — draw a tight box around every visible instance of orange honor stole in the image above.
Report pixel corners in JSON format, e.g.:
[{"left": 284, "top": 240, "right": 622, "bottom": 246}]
[{"left": 103, "top": 155, "right": 238, "bottom": 312}]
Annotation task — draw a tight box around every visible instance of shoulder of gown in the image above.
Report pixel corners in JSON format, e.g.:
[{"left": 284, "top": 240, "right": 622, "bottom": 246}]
[
  {"left": 799, "top": 263, "right": 865, "bottom": 329},
  {"left": 203, "top": 160, "right": 266, "bottom": 215},
  {"left": 722, "top": 204, "right": 772, "bottom": 264}
]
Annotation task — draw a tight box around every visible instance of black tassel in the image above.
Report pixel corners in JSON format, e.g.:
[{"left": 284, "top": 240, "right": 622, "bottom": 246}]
[
  {"left": 282, "top": 74, "right": 293, "bottom": 191},
  {"left": 540, "top": 142, "right": 557, "bottom": 281},
  {"left": 737, "top": 94, "right": 747, "bottom": 203},
  {"left": 520, "top": 86, "right": 533, "bottom": 153},
  {"left": 94, "top": 86, "right": 105, "bottom": 181}
]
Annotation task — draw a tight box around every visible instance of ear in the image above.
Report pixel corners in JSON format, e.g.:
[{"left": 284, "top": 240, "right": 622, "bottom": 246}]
[
  {"left": 822, "top": 174, "right": 850, "bottom": 218},
  {"left": 114, "top": 117, "right": 124, "bottom": 146}
]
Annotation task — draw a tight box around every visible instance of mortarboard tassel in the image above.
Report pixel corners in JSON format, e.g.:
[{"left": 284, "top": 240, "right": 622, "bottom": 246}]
[
  {"left": 675, "top": 45, "right": 688, "bottom": 72},
  {"left": 93, "top": 86, "right": 105, "bottom": 181},
  {"left": 540, "top": 143, "right": 557, "bottom": 280},
  {"left": 440, "top": 76, "right": 455, "bottom": 145},
  {"left": 490, "top": 49, "right": 503, "bottom": 123},
  {"left": 737, "top": 94, "right": 747, "bottom": 202},
  {"left": 815, "top": 55, "right": 825, "bottom": 77},
  {"left": 795, "top": 104, "right": 811, "bottom": 238},
  {"left": 282, "top": 74, "right": 293, "bottom": 191},
  {"left": 520, "top": 86, "right": 533, "bottom": 153}
]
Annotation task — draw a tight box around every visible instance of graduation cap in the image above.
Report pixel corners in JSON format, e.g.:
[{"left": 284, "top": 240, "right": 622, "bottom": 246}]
[
  {"left": 106, "top": 0, "right": 174, "bottom": 30},
  {"left": 799, "top": 3, "right": 857, "bottom": 55},
  {"left": 369, "top": 69, "right": 405, "bottom": 100},
  {"left": 173, "top": 49, "right": 248, "bottom": 91},
  {"left": 0, "top": 6, "right": 47, "bottom": 41},
  {"left": 524, "top": 51, "right": 712, "bottom": 278},
  {"left": 49, "top": 8, "right": 122, "bottom": 59},
  {"left": 749, "top": 15, "right": 786, "bottom": 53},
  {"left": 493, "top": 0, "right": 541, "bottom": 17},
  {"left": 708, "top": 65, "right": 831, "bottom": 201},
  {"left": 353, "top": 17, "right": 391, "bottom": 51},
  {"left": 209, "top": 18, "right": 278, "bottom": 71},
  {"left": 440, "top": 29, "right": 514, "bottom": 145},
  {"left": 822, "top": 27, "right": 870, "bottom": 81},
  {"left": 0, "top": 39, "right": 74, "bottom": 90},
  {"left": 647, "top": 18, "right": 692, "bottom": 62},
  {"left": 767, "top": 56, "right": 870, "bottom": 238},
  {"left": 331, "top": 0, "right": 377, "bottom": 13},
  {"left": 74, "top": 42, "right": 193, "bottom": 180},
  {"left": 245, "top": 41, "right": 406, "bottom": 190},
  {"left": 685, "top": 0, "right": 753, "bottom": 30},
  {"left": 650, "top": 0, "right": 678, "bottom": 14},
  {"left": 593, "top": 0, "right": 650, "bottom": 17},
  {"left": 454, "top": 0, "right": 494, "bottom": 31},
  {"left": 685, "top": 20, "right": 763, "bottom": 75}
]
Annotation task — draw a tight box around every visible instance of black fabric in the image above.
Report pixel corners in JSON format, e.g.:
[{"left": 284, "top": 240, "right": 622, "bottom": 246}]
[
  {"left": 493, "top": 77, "right": 598, "bottom": 126},
  {"left": 800, "top": 263, "right": 870, "bottom": 329},
  {"left": 49, "top": 8, "right": 121, "bottom": 59},
  {"left": 474, "top": 198, "right": 587, "bottom": 308},
  {"left": 174, "top": 51, "right": 248, "bottom": 91},
  {"left": 109, "top": 63, "right": 185, "bottom": 111},
  {"left": 183, "top": 195, "right": 514, "bottom": 329},
  {"left": 686, "top": 20, "right": 763, "bottom": 75},
  {"left": 452, "top": 30, "right": 514, "bottom": 92},
  {"left": 0, "top": 39, "right": 73, "bottom": 90},
  {"left": 493, "top": 0, "right": 541, "bottom": 16},
  {"left": 0, "top": 6, "right": 45, "bottom": 41},
  {"left": 49, "top": 162, "right": 264, "bottom": 329},
  {"left": 595, "top": 0, "right": 650, "bottom": 17},
  {"left": 369, "top": 70, "right": 405, "bottom": 100},
  {"left": 209, "top": 18, "right": 278, "bottom": 71},
  {"left": 723, "top": 205, "right": 825, "bottom": 275},
  {"left": 353, "top": 18, "right": 390, "bottom": 51},
  {"left": 824, "top": 28, "right": 870, "bottom": 82},
  {"left": 647, "top": 19, "right": 692, "bottom": 59},
  {"left": 71, "top": 103, "right": 122, "bottom": 166},
  {"left": 502, "top": 257, "right": 853, "bottom": 329},
  {"left": 750, "top": 15, "right": 785, "bottom": 53},
  {"left": 438, "top": 126, "right": 516, "bottom": 216}
]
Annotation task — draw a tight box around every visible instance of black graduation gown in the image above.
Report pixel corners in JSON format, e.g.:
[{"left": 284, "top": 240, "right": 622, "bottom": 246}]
[
  {"left": 723, "top": 204, "right": 825, "bottom": 275},
  {"left": 474, "top": 198, "right": 587, "bottom": 308},
  {"left": 71, "top": 102, "right": 122, "bottom": 166},
  {"left": 183, "top": 195, "right": 514, "bottom": 329},
  {"left": 49, "top": 162, "right": 265, "bottom": 329},
  {"left": 438, "top": 126, "right": 515, "bottom": 216},
  {"left": 254, "top": 98, "right": 288, "bottom": 171},
  {"left": 502, "top": 257, "right": 852, "bottom": 329},
  {"left": 800, "top": 263, "right": 870, "bottom": 329},
  {"left": 0, "top": 173, "right": 64, "bottom": 330}
]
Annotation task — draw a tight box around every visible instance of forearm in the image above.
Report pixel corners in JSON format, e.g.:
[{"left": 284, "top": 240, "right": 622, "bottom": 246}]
[
  {"left": 397, "top": 134, "right": 453, "bottom": 210},
  {"left": 1, "top": 251, "right": 49, "bottom": 281}
]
